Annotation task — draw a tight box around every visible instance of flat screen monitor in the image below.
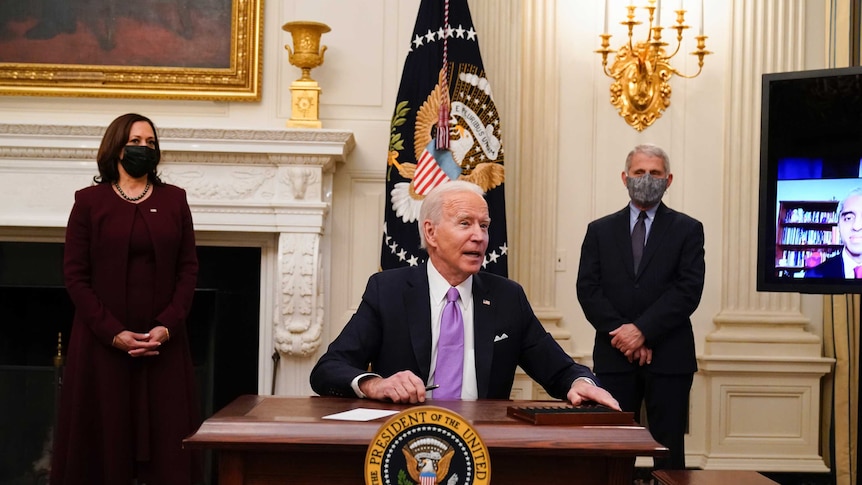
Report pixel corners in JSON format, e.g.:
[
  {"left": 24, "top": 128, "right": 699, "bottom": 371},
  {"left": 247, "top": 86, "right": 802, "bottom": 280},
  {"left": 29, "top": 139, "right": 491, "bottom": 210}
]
[
  {"left": 757, "top": 67, "right": 862, "bottom": 294},
  {"left": 757, "top": 66, "right": 862, "bottom": 293}
]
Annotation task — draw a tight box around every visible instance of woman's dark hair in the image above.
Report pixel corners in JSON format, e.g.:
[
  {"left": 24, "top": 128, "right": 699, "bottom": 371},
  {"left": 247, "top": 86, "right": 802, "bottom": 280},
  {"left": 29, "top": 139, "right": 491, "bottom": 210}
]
[{"left": 94, "top": 113, "right": 163, "bottom": 185}]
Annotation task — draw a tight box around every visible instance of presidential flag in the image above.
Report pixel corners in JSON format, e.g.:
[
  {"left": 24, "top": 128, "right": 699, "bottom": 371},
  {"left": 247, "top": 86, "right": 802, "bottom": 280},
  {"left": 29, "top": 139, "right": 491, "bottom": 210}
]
[{"left": 381, "top": 0, "right": 508, "bottom": 276}]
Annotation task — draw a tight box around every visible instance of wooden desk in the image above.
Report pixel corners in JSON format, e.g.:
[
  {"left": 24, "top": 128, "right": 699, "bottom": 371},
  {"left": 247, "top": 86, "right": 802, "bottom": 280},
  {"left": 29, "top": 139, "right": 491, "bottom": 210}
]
[
  {"left": 185, "top": 395, "right": 667, "bottom": 485},
  {"left": 652, "top": 470, "right": 780, "bottom": 485}
]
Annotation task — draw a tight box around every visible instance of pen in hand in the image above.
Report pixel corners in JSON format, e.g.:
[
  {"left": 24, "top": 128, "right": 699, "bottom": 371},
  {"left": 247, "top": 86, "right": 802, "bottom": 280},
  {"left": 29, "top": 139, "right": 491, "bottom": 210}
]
[{"left": 425, "top": 384, "right": 440, "bottom": 391}]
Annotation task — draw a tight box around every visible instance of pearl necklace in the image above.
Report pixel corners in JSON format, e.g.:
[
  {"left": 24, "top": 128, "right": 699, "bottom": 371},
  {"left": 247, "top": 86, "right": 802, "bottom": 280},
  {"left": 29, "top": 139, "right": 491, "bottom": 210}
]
[{"left": 114, "top": 181, "right": 151, "bottom": 202}]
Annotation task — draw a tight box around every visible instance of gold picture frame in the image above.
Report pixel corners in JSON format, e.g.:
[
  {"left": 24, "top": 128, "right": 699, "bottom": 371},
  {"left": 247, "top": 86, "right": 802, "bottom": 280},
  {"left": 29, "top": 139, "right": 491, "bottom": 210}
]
[{"left": 0, "top": 0, "right": 262, "bottom": 101}]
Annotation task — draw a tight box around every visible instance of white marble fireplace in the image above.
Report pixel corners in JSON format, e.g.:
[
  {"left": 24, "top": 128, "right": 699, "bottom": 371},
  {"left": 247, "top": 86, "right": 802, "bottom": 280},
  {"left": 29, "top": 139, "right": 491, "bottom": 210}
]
[{"left": 0, "top": 123, "right": 355, "bottom": 397}]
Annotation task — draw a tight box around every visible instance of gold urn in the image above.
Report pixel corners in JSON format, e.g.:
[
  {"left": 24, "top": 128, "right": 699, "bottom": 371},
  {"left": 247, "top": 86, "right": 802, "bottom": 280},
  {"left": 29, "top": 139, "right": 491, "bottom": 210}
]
[{"left": 283, "top": 21, "right": 331, "bottom": 128}]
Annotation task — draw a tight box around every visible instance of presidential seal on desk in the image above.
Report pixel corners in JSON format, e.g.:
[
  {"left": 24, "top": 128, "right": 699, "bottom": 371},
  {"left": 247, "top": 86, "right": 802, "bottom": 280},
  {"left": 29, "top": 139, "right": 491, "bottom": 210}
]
[{"left": 365, "top": 406, "right": 490, "bottom": 485}]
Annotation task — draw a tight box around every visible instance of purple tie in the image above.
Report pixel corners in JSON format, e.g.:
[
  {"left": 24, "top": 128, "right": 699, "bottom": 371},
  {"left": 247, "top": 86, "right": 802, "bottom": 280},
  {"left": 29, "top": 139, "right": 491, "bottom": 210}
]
[{"left": 434, "top": 287, "right": 464, "bottom": 399}]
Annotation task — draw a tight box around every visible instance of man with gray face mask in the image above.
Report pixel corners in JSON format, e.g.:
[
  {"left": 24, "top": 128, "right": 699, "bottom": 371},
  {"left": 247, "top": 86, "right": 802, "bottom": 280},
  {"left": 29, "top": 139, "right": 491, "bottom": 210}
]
[{"left": 576, "top": 144, "right": 705, "bottom": 471}]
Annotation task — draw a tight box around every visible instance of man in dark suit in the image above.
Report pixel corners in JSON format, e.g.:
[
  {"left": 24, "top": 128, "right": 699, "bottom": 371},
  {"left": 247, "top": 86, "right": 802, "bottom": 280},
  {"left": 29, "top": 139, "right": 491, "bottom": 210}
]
[
  {"left": 805, "top": 187, "right": 862, "bottom": 278},
  {"left": 576, "top": 144, "right": 705, "bottom": 470},
  {"left": 311, "top": 180, "right": 620, "bottom": 409}
]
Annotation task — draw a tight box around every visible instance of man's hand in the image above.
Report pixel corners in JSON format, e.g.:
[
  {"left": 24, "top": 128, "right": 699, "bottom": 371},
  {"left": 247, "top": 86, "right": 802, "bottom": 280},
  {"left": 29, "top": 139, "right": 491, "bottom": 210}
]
[
  {"left": 609, "top": 323, "right": 645, "bottom": 357},
  {"left": 359, "top": 371, "right": 428, "bottom": 404},
  {"left": 566, "top": 379, "right": 621, "bottom": 411},
  {"left": 112, "top": 330, "right": 161, "bottom": 357},
  {"left": 628, "top": 346, "right": 652, "bottom": 366}
]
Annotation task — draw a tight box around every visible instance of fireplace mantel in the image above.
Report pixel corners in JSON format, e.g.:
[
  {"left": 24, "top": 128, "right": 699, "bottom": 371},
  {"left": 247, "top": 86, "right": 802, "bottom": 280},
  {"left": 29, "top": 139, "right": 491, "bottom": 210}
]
[{"left": 0, "top": 123, "right": 355, "bottom": 395}]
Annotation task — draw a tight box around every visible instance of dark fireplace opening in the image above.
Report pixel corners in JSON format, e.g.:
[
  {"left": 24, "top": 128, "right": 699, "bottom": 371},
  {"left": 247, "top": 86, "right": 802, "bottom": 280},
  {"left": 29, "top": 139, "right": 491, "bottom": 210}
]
[{"left": 0, "top": 241, "right": 260, "bottom": 485}]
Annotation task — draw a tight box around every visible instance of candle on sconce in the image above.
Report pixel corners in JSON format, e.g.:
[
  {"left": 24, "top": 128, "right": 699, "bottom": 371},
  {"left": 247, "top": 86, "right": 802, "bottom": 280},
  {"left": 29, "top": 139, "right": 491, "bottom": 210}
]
[
  {"left": 604, "top": 0, "right": 609, "bottom": 33},
  {"left": 594, "top": 0, "right": 710, "bottom": 131}
]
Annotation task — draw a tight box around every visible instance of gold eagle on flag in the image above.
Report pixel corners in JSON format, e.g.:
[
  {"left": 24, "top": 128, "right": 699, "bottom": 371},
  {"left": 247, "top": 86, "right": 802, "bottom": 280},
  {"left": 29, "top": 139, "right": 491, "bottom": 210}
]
[{"left": 388, "top": 67, "right": 505, "bottom": 224}]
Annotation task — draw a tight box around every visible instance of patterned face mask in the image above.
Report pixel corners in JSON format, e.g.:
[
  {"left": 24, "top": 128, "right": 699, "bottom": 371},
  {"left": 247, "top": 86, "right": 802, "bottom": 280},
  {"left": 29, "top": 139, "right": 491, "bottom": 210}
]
[{"left": 626, "top": 174, "right": 668, "bottom": 208}]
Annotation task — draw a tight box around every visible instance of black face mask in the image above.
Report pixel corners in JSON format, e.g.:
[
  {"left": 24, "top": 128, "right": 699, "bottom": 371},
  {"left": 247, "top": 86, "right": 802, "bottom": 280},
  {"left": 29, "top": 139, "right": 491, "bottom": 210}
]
[{"left": 121, "top": 145, "right": 158, "bottom": 178}]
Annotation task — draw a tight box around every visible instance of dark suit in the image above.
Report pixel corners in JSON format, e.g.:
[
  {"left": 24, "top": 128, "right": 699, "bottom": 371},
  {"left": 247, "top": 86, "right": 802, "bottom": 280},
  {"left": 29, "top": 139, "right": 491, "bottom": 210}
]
[
  {"left": 311, "top": 264, "right": 596, "bottom": 400},
  {"left": 576, "top": 202, "right": 705, "bottom": 469},
  {"left": 804, "top": 254, "right": 845, "bottom": 278}
]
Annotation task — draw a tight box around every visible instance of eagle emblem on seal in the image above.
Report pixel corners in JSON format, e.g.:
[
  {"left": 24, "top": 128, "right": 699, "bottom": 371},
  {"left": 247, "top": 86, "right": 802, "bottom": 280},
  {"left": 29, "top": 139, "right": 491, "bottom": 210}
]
[{"left": 402, "top": 436, "right": 457, "bottom": 485}]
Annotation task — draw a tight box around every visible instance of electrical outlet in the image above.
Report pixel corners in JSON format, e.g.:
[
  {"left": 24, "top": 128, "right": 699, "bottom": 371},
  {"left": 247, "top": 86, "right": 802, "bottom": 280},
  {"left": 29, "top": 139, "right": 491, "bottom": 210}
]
[{"left": 555, "top": 249, "right": 566, "bottom": 272}]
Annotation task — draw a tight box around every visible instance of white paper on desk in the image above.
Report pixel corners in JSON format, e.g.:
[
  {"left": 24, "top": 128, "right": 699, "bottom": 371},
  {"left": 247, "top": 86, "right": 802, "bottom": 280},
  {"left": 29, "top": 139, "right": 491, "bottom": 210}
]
[{"left": 322, "top": 408, "right": 400, "bottom": 421}]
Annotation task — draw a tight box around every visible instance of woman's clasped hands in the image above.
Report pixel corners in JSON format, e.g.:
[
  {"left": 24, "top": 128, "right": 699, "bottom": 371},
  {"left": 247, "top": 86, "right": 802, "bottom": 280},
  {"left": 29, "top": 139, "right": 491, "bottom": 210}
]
[{"left": 111, "top": 326, "right": 170, "bottom": 357}]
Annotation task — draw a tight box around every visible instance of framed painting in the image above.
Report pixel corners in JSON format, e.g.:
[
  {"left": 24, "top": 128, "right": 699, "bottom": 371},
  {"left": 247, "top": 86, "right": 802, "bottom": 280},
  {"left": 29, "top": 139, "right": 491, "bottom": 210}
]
[{"left": 0, "top": 0, "right": 262, "bottom": 101}]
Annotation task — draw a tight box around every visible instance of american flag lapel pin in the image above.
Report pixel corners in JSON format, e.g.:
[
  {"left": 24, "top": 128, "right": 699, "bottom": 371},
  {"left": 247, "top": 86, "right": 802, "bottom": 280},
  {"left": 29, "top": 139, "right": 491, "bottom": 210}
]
[
  {"left": 482, "top": 299, "right": 490, "bottom": 305},
  {"left": 150, "top": 208, "right": 158, "bottom": 212}
]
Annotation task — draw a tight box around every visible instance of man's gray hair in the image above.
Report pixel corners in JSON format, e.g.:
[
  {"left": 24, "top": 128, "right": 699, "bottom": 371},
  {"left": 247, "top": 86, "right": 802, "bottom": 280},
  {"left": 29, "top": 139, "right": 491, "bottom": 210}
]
[
  {"left": 625, "top": 144, "right": 671, "bottom": 174},
  {"left": 418, "top": 180, "right": 485, "bottom": 249},
  {"left": 838, "top": 187, "right": 862, "bottom": 216}
]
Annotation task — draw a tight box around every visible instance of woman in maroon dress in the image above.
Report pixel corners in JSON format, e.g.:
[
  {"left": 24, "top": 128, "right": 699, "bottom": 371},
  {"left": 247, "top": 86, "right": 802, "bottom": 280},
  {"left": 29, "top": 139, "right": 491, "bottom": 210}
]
[{"left": 51, "top": 113, "right": 202, "bottom": 485}]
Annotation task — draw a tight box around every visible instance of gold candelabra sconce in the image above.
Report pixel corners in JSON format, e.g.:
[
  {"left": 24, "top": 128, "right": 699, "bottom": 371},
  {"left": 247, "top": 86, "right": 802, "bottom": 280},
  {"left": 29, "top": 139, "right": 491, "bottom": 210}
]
[{"left": 596, "top": 0, "right": 711, "bottom": 131}]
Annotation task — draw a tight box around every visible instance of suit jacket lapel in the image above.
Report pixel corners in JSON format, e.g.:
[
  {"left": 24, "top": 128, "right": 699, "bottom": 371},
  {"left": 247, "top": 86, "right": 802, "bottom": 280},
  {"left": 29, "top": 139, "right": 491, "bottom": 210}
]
[
  {"left": 472, "top": 273, "right": 494, "bottom": 398},
  {"left": 639, "top": 202, "right": 671, "bottom": 276},
  {"left": 404, "top": 265, "right": 433, "bottom": 381}
]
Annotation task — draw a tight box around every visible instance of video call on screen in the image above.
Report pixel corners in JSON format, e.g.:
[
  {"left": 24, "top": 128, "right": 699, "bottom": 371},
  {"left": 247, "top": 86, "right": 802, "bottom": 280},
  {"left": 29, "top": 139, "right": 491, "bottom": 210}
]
[{"left": 774, "top": 158, "right": 862, "bottom": 279}]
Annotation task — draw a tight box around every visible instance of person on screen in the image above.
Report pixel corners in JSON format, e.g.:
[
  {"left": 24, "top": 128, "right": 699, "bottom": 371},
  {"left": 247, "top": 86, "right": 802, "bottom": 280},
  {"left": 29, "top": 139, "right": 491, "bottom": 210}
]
[
  {"left": 805, "top": 187, "right": 862, "bottom": 278},
  {"left": 576, "top": 144, "right": 705, "bottom": 470},
  {"left": 309, "top": 181, "right": 620, "bottom": 410}
]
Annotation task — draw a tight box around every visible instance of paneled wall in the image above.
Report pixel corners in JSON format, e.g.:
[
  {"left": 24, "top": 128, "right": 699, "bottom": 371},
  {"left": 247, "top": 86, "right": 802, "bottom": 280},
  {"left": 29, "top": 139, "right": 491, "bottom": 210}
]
[{"left": 0, "top": 0, "right": 839, "bottom": 472}]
